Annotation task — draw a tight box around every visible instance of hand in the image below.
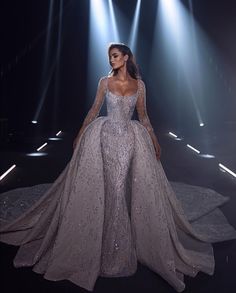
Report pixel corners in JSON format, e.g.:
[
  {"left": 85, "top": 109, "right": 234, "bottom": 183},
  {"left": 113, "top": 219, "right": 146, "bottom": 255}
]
[
  {"left": 154, "top": 142, "right": 161, "bottom": 160},
  {"left": 73, "top": 137, "right": 79, "bottom": 150}
]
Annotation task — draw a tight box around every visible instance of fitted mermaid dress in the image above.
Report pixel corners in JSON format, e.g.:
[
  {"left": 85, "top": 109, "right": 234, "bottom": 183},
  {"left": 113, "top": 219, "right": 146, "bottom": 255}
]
[{"left": 0, "top": 77, "right": 236, "bottom": 292}]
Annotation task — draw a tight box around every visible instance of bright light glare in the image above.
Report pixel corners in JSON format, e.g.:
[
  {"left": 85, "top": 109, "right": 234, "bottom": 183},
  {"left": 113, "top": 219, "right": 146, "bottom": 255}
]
[
  {"left": 92, "top": 0, "right": 109, "bottom": 40},
  {"left": 169, "top": 131, "right": 178, "bottom": 138},
  {"left": 26, "top": 152, "right": 48, "bottom": 157},
  {"left": 0, "top": 164, "right": 16, "bottom": 181},
  {"left": 157, "top": 0, "right": 205, "bottom": 126},
  {"left": 32, "top": 120, "right": 38, "bottom": 124},
  {"left": 159, "top": 0, "right": 183, "bottom": 44},
  {"left": 48, "top": 137, "right": 62, "bottom": 141},
  {"left": 37, "top": 142, "right": 48, "bottom": 152},
  {"left": 88, "top": 0, "right": 111, "bottom": 94},
  {"left": 200, "top": 123, "right": 204, "bottom": 127},
  {"left": 108, "top": 0, "right": 119, "bottom": 42},
  {"left": 56, "top": 130, "right": 62, "bottom": 136},
  {"left": 219, "top": 163, "right": 236, "bottom": 178},
  {"left": 129, "top": 0, "right": 141, "bottom": 53},
  {"left": 187, "top": 144, "right": 200, "bottom": 154},
  {"left": 199, "top": 154, "right": 215, "bottom": 159}
]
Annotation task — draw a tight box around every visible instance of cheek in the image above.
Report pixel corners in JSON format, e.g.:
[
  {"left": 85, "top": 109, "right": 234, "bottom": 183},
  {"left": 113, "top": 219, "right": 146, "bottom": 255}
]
[{"left": 118, "top": 57, "right": 125, "bottom": 63}]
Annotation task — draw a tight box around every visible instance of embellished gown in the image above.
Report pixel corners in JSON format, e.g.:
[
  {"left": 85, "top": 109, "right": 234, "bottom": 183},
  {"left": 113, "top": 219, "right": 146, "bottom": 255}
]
[{"left": 0, "top": 77, "right": 236, "bottom": 292}]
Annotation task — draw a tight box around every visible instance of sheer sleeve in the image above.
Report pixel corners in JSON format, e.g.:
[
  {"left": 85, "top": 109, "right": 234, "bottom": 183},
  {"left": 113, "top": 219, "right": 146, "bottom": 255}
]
[
  {"left": 136, "top": 79, "right": 161, "bottom": 159},
  {"left": 136, "top": 79, "right": 154, "bottom": 133},
  {"left": 80, "top": 76, "right": 107, "bottom": 128},
  {"left": 73, "top": 77, "right": 106, "bottom": 145}
]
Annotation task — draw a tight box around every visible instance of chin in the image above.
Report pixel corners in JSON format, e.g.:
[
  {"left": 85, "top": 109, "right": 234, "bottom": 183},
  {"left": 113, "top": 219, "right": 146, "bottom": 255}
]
[{"left": 113, "top": 65, "right": 122, "bottom": 71}]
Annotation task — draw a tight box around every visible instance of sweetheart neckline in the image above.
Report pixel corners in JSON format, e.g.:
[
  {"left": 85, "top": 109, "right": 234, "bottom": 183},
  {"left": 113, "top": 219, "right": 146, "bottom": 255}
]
[{"left": 107, "top": 89, "right": 138, "bottom": 98}]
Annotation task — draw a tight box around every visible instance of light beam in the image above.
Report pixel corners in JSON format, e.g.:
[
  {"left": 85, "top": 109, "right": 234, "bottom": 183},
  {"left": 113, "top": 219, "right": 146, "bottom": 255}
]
[
  {"left": 128, "top": 0, "right": 141, "bottom": 53},
  {"left": 0, "top": 165, "right": 16, "bottom": 181}
]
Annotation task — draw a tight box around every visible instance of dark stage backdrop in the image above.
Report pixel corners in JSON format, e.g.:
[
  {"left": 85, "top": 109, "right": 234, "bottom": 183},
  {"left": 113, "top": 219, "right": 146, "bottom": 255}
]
[{"left": 0, "top": 0, "right": 235, "bottom": 139}]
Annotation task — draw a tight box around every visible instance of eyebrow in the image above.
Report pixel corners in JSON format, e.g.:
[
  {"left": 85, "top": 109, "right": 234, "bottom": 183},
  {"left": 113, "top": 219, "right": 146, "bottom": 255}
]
[{"left": 110, "top": 52, "right": 119, "bottom": 57}]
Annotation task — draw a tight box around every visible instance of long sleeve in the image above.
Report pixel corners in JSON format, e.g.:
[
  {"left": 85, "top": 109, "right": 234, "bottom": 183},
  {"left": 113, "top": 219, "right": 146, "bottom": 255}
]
[
  {"left": 76, "top": 77, "right": 107, "bottom": 140},
  {"left": 136, "top": 79, "right": 155, "bottom": 133},
  {"left": 80, "top": 77, "right": 107, "bottom": 128},
  {"left": 136, "top": 79, "right": 161, "bottom": 158},
  {"left": 73, "top": 77, "right": 106, "bottom": 145}
]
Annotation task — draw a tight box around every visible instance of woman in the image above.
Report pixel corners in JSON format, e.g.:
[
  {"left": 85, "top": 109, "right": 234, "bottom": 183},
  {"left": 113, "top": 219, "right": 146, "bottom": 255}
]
[
  {"left": 73, "top": 43, "right": 161, "bottom": 160},
  {"left": 0, "top": 43, "right": 236, "bottom": 292}
]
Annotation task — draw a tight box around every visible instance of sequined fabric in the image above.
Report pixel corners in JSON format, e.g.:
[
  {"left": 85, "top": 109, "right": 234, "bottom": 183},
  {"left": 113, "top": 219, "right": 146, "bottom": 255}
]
[{"left": 1, "top": 77, "right": 236, "bottom": 292}]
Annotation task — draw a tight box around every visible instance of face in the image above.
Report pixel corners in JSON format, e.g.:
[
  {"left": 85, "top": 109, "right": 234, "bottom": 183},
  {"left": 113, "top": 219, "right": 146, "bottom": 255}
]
[{"left": 109, "top": 48, "right": 128, "bottom": 70}]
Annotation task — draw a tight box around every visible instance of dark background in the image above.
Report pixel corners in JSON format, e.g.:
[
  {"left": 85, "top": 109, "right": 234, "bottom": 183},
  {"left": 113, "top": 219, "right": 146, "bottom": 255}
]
[
  {"left": 0, "top": 0, "right": 235, "bottom": 138},
  {"left": 1, "top": 3, "right": 236, "bottom": 292}
]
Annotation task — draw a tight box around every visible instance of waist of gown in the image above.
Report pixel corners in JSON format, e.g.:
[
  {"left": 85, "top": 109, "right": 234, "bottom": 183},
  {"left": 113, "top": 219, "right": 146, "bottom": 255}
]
[{"left": 102, "top": 116, "right": 134, "bottom": 135}]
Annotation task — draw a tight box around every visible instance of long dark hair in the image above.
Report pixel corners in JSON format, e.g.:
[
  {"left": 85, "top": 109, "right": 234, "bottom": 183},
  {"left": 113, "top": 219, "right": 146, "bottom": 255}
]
[{"left": 108, "top": 43, "right": 140, "bottom": 80}]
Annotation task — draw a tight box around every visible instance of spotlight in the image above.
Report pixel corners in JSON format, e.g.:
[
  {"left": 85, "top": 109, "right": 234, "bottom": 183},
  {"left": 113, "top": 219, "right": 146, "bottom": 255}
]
[
  {"left": 168, "top": 131, "right": 182, "bottom": 140},
  {"left": 0, "top": 164, "right": 16, "bottom": 181},
  {"left": 88, "top": 0, "right": 111, "bottom": 93},
  {"left": 169, "top": 131, "right": 178, "bottom": 138},
  {"left": 200, "top": 123, "right": 204, "bottom": 127},
  {"left": 48, "top": 137, "right": 62, "bottom": 141},
  {"left": 37, "top": 142, "right": 48, "bottom": 152},
  {"left": 108, "top": 0, "right": 120, "bottom": 42},
  {"left": 219, "top": 163, "right": 236, "bottom": 178},
  {"left": 32, "top": 120, "right": 38, "bottom": 124},
  {"left": 157, "top": 0, "right": 205, "bottom": 127},
  {"left": 187, "top": 144, "right": 200, "bottom": 154},
  {"left": 90, "top": 0, "right": 109, "bottom": 41},
  {"left": 56, "top": 130, "right": 62, "bottom": 136},
  {"left": 199, "top": 154, "right": 215, "bottom": 159},
  {"left": 32, "top": 0, "right": 59, "bottom": 124},
  {"left": 129, "top": 0, "right": 141, "bottom": 53},
  {"left": 26, "top": 152, "right": 48, "bottom": 157}
]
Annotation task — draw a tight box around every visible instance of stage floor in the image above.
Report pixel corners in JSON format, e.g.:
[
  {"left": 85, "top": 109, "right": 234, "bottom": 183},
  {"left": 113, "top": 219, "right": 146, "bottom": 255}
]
[{"left": 1, "top": 122, "right": 236, "bottom": 293}]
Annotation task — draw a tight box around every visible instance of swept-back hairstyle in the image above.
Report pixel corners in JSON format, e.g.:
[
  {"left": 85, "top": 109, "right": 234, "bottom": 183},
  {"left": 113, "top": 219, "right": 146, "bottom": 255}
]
[{"left": 108, "top": 43, "right": 140, "bottom": 80}]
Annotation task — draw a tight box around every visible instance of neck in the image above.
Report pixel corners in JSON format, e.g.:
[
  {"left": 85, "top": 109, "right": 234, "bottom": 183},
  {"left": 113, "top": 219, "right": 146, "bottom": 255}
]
[{"left": 116, "top": 66, "right": 129, "bottom": 81}]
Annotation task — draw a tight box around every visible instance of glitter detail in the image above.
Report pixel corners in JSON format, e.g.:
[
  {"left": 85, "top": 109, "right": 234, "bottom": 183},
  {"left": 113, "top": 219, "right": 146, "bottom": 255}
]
[{"left": 0, "top": 77, "right": 236, "bottom": 292}]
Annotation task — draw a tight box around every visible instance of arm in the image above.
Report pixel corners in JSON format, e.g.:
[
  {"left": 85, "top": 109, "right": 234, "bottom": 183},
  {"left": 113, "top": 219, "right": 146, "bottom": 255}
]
[
  {"left": 136, "top": 79, "right": 161, "bottom": 160},
  {"left": 73, "top": 77, "right": 106, "bottom": 149}
]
